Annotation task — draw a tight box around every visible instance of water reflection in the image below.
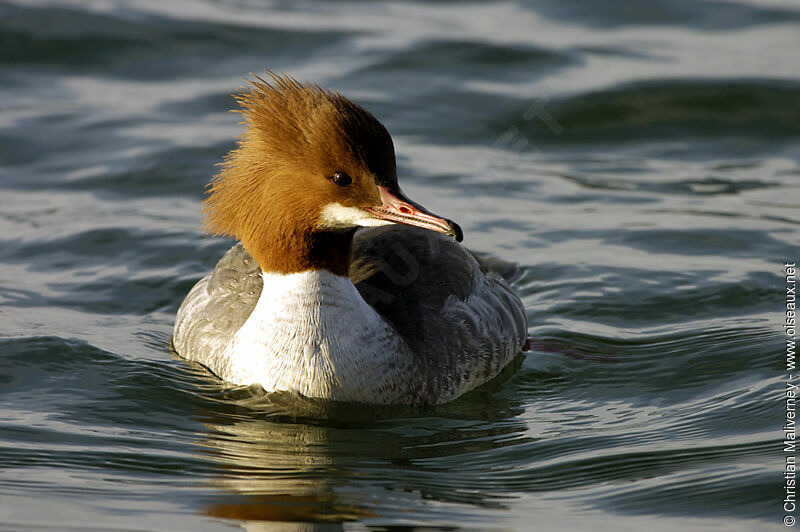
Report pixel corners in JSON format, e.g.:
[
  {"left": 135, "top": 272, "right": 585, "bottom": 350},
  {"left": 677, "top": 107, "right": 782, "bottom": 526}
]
[{"left": 192, "top": 361, "right": 527, "bottom": 528}]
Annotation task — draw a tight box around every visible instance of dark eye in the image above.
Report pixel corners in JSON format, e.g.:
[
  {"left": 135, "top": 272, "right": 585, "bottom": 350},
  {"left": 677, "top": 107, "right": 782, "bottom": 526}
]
[{"left": 329, "top": 171, "right": 352, "bottom": 187}]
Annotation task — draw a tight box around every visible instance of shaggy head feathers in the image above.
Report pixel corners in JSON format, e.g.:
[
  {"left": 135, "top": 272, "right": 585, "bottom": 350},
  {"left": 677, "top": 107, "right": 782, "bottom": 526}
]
[{"left": 202, "top": 73, "right": 398, "bottom": 275}]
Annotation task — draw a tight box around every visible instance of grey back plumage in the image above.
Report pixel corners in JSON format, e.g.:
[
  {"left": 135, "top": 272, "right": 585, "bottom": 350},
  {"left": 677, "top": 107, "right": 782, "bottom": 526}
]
[
  {"left": 351, "top": 226, "right": 527, "bottom": 400},
  {"left": 173, "top": 243, "right": 262, "bottom": 371}
]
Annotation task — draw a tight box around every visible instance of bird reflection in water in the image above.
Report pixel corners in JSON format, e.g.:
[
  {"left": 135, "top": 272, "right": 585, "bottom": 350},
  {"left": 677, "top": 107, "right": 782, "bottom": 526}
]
[{"left": 186, "top": 356, "right": 527, "bottom": 530}]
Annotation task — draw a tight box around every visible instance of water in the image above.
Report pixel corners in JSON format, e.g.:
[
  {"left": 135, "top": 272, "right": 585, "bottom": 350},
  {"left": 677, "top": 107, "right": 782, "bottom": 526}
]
[{"left": 0, "top": 0, "right": 797, "bottom": 530}]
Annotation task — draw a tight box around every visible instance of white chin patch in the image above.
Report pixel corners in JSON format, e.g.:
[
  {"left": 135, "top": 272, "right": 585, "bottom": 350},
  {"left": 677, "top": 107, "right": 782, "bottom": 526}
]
[{"left": 319, "top": 203, "right": 393, "bottom": 230}]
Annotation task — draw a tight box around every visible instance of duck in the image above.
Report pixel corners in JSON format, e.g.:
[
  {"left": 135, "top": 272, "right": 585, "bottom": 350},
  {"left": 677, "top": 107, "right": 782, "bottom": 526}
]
[{"left": 173, "top": 73, "right": 528, "bottom": 405}]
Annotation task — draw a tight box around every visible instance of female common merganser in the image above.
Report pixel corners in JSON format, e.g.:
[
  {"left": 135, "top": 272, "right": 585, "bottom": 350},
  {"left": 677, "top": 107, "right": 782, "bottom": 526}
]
[{"left": 173, "top": 73, "right": 528, "bottom": 405}]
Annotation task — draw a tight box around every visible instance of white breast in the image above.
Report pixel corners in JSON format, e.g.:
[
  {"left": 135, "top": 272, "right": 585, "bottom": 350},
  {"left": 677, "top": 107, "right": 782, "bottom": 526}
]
[{"left": 213, "top": 269, "right": 418, "bottom": 403}]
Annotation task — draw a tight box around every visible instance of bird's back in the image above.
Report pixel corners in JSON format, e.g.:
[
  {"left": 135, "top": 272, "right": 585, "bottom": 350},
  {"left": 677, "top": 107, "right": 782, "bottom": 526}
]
[{"left": 351, "top": 225, "right": 527, "bottom": 400}]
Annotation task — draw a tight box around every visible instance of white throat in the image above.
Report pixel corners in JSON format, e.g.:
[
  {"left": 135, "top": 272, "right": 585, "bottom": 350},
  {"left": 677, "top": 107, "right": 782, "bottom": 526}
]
[{"left": 218, "top": 269, "right": 414, "bottom": 402}]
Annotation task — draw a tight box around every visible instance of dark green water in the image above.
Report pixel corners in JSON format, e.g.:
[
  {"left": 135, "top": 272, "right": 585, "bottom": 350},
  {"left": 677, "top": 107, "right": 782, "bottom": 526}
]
[{"left": 0, "top": 1, "right": 797, "bottom": 530}]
